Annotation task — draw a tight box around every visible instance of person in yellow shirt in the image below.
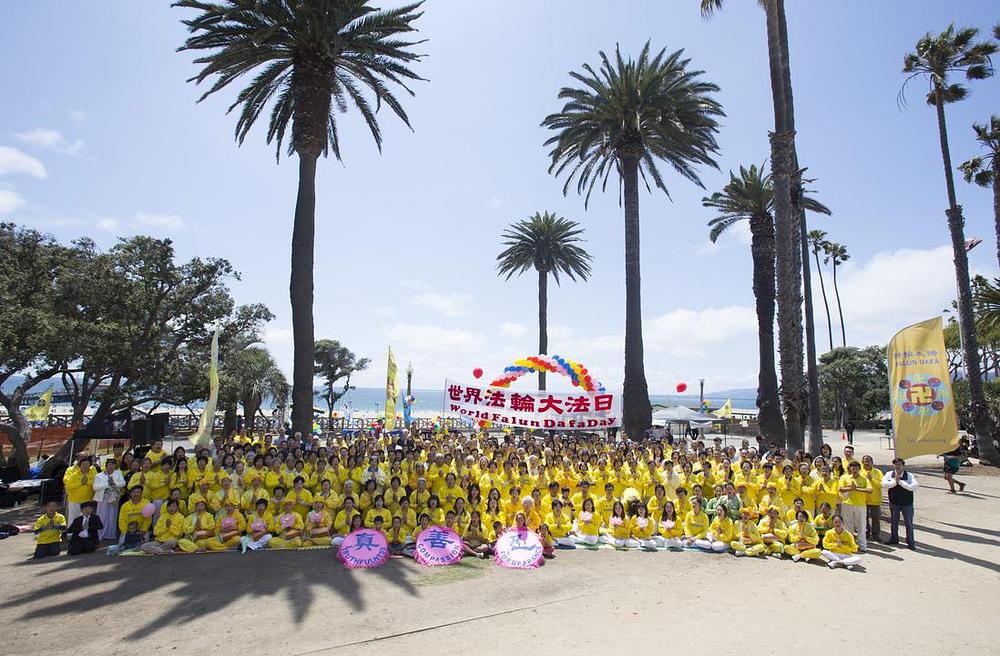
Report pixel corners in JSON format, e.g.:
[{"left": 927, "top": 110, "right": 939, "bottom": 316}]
[
  {"left": 315, "top": 479, "right": 341, "bottom": 515},
  {"left": 517, "top": 496, "right": 541, "bottom": 532},
  {"left": 289, "top": 476, "right": 315, "bottom": 520},
  {"left": 332, "top": 496, "right": 361, "bottom": 545},
  {"left": 241, "top": 498, "right": 274, "bottom": 552},
  {"left": 682, "top": 497, "right": 710, "bottom": 548},
  {"left": 189, "top": 455, "right": 218, "bottom": 493},
  {"left": 674, "top": 487, "right": 693, "bottom": 519},
  {"left": 365, "top": 494, "right": 393, "bottom": 529},
  {"left": 385, "top": 476, "right": 407, "bottom": 514},
  {"left": 861, "top": 455, "right": 883, "bottom": 543},
  {"left": 64, "top": 455, "right": 96, "bottom": 524},
  {"left": 731, "top": 508, "right": 766, "bottom": 557},
  {"left": 146, "top": 439, "right": 167, "bottom": 465},
  {"left": 211, "top": 477, "right": 242, "bottom": 516},
  {"left": 170, "top": 460, "right": 191, "bottom": 503},
  {"left": 271, "top": 499, "right": 304, "bottom": 549},
  {"left": 188, "top": 480, "right": 213, "bottom": 514},
  {"left": 387, "top": 516, "right": 411, "bottom": 551},
  {"left": 139, "top": 498, "right": 186, "bottom": 554},
  {"left": 814, "top": 466, "right": 840, "bottom": 512},
  {"left": 596, "top": 483, "right": 618, "bottom": 526},
  {"left": 545, "top": 499, "right": 575, "bottom": 547},
  {"left": 777, "top": 465, "right": 801, "bottom": 509},
  {"left": 627, "top": 504, "right": 657, "bottom": 550},
  {"left": 241, "top": 476, "right": 270, "bottom": 515},
  {"left": 571, "top": 480, "right": 597, "bottom": 514},
  {"left": 574, "top": 497, "right": 602, "bottom": 546},
  {"left": 32, "top": 500, "right": 67, "bottom": 558},
  {"left": 304, "top": 499, "right": 333, "bottom": 546},
  {"left": 178, "top": 500, "right": 216, "bottom": 553},
  {"left": 786, "top": 509, "right": 822, "bottom": 562},
  {"left": 821, "top": 514, "right": 861, "bottom": 569},
  {"left": 757, "top": 506, "right": 788, "bottom": 557},
  {"left": 119, "top": 486, "right": 152, "bottom": 537},
  {"left": 463, "top": 510, "right": 490, "bottom": 555},
  {"left": 702, "top": 505, "right": 734, "bottom": 553},
  {"left": 653, "top": 501, "right": 683, "bottom": 549},
  {"left": 425, "top": 495, "right": 446, "bottom": 525},
  {"left": 394, "top": 497, "right": 417, "bottom": 534},
  {"left": 603, "top": 500, "right": 631, "bottom": 548},
  {"left": 207, "top": 501, "right": 246, "bottom": 551},
  {"left": 839, "top": 460, "right": 871, "bottom": 552},
  {"left": 409, "top": 478, "right": 431, "bottom": 515}
]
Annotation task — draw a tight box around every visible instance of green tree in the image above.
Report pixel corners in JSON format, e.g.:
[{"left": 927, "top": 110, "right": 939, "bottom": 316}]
[
  {"left": 958, "top": 115, "right": 1000, "bottom": 269},
  {"left": 0, "top": 224, "right": 87, "bottom": 477},
  {"left": 807, "top": 229, "right": 834, "bottom": 351},
  {"left": 496, "top": 212, "right": 593, "bottom": 390},
  {"left": 902, "top": 24, "right": 1000, "bottom": 464},
  {"left": 823, "top": 241, "right": 849, "bottom": 347},
  {"left": 219, "top": 341, "right": 288, "bottom": 435},
  {"left": 542, "top": 43, "right": 722, "bottom": 436},
  {"left": 704, "top": 163, "right": 830, "bottom": 444},
  {"left": 818, "top": 346, "right": 889, "bottom": 425},
  {"left": 314, "top": 340, "right": 370, "bottom": 419},
  {"left": 701, "top": 0, "right": 811, "bottom": 451},
  {"left": 176, "top": 0, "right": 426, "bottom": 439}
]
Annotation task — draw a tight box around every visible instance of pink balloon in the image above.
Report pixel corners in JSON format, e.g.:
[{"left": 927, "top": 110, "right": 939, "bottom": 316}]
[{"left": 141, "top": 503, "right": 156, "bottom": 518}]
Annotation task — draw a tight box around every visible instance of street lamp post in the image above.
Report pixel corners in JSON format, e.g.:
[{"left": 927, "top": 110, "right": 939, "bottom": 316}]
[
  {"left": 406, "top": 362, "right": 413, "bottom": 398},
  {"left": 699, "top": 378, "right": 705, "bottom": 407}
]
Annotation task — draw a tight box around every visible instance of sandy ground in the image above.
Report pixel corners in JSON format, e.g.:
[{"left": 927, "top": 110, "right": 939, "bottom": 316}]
[{"left": 2, "top": 430, "right": 998, "bottom": 656}]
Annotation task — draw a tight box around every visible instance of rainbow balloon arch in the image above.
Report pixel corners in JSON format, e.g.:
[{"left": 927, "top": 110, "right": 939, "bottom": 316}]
[{"left": 489, "top": 354, "right": 606, "bottom": 394}]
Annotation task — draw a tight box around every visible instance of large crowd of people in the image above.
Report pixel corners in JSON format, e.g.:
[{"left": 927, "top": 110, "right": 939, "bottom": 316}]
[{"left": 33, "top": 428, "right": 920, "bottom": 569}]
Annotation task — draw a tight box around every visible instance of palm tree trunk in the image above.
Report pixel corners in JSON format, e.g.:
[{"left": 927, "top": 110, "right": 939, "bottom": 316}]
[
  {"left": 290, "top": 151, "right": 318, "bottom": 439},
  {"left": 812, "top": 249, "right": 834, "bottom": 350},
  {"left": 621, "top": 155, "right": 651, "bottom": 437},
  {"left": 832, "top": 260, "right": 846, "bottom": 347},
  {"left": 750, "top": 216, "right": 786, "bottom": 444},
  {"left": 538, "top": 268, "right": 548, "bottom": 391},
  {"left": 993, "top": 159, "right": 1000, "bottom": 271},
  {"left": 934, "top": 84, "right": 1000, "bottom": 464},
  {"left": 800, "top": 218, "right": 823, "bottom": 453},
  {"left": 765, "top": 0, "right": 804, "bottom": 450}
]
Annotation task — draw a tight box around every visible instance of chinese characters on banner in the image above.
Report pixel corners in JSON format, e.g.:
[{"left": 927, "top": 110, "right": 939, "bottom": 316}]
[{"left": 443, "top": 378, "right": 620, "bottom": 429}]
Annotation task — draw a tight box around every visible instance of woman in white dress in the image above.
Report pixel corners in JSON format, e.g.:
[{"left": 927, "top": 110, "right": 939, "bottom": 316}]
[{"left": 92, "top": 459, "right": 126, "bottom": 541}]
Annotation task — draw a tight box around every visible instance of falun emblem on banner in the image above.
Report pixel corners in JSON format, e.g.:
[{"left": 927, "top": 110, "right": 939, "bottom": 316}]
[{"left": 896, "top": 375, "right": 947, "bottom": 415}]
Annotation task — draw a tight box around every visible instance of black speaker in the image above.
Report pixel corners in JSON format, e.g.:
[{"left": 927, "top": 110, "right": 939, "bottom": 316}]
[
  {"left": 150, "top": 412, "right": 171, "bottom": 438},
  {"left": 131, "top": 419, "right": 149, "bottom": 446}
]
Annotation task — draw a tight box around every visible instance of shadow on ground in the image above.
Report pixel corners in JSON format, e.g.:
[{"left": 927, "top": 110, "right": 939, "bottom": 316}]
[{"left": 2, "top": 548, "right": 420, "bottom": 640}]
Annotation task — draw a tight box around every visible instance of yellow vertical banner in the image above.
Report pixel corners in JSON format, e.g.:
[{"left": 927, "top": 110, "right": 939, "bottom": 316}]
[
  {"left": 191, "top": 327, "right": 221, "bottom": 449},
  {"left": 385, "top": 346, "right": 398, "bottom": 429},
  {"left": 888, "top": 317, "right": 958, "bottom": 460}
]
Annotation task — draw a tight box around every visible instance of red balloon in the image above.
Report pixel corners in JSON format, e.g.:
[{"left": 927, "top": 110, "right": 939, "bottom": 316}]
[
  {"left": 676, "top": 382, "right": 688, "bottom": 393},
  {"left": 473, "top": 367, "right": 483, "bottom": 379}
]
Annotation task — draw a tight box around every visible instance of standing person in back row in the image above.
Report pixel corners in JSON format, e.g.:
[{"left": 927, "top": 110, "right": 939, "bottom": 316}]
[
  {"left": 838, "top": 460, "right": 871, "bottom": 552},
  {"left": 882, "top": 458, "right": 918, "bottom": 550}
]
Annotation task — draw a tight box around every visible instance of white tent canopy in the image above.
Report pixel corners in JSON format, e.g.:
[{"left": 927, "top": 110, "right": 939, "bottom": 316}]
[{"left": 651, "top": 405, "right": 717, "bottom": 429}]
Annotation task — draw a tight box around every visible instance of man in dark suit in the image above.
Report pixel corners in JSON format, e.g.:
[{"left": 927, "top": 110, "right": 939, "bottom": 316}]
[{"left": 65, "top": 500, "right": 103, "bottom": 555}]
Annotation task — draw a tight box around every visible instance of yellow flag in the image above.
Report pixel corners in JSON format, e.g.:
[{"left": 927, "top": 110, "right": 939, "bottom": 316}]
[
  {"left": 888, "top": 317, "right": 958, "bottom": 460},
  {"left": 192, "top": 327, "right": 221, "bottom": 448},
  {"left": 712, "top": 398, "right": 732, "bottom": 419},
  {"left": 25, "top": 387, "right": 53, "bottom": 421},
  {"left": 385, "top": 346, "right": 398, "bottom": 429}
]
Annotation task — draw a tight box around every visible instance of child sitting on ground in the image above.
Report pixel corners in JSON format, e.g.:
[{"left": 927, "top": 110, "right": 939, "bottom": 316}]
[
  {"left": 33, "top": 500, "right": 66, "bottom": 559},
  {"left": 108, "top": 520, "right": 144, "bottom": 556}
]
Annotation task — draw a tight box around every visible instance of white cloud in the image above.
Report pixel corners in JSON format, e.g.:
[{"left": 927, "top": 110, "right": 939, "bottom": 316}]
[
  {"left": 645, "top": 306, "right": 757, "bottom": 356},
  {"left": 0, "top": 190, "right": 26, "bottom": 214},
  {"left": 817, "top": 245, "right": 958, "bottom": 346},
  {"left": 68, "top": 109, "right": 87, "bottom": 124},
  {"left": 0, "top": 146, "right": 46, "bottom": 178},
  {"left": 385, "top": 323, "right": 486, "bottom": 354},
  {"left": 500, "top": 322, "right": 527, "bottom": 338},
  {"left": 96, "top": 216, "right": 120, "bottom": 231},
  {"left": 136, "top": 212, "right": 184, "bottom": 230},
  {"left": 412, "top": 291, "right": 472, "bottom": 317},
  {"left": 549, "top": 325, "right": 575, "bottom": 340},
  {"left": 15, "top": 128, "right": 85, "bottom": 156}
]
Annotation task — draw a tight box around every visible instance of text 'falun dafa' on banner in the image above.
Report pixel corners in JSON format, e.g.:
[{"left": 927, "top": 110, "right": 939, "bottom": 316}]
[{"left": 443, "top": 379, "right": 620, "bottom": 429}]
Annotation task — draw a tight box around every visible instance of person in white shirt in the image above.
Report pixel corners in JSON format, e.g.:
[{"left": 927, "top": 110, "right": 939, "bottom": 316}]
[
  {"left": 66, "top": 501, "right": 103, "bottom": 555},
  {"left": 92, "top": 459, "right": 126, "bottom": 541},
  {"left": 882, "top": 458, "right": 919, "bottom": 550}
]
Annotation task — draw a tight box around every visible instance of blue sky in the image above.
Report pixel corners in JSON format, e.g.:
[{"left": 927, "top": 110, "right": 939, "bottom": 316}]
[{"left": 2, "top": 1, "right": 999, "bottom": 398}]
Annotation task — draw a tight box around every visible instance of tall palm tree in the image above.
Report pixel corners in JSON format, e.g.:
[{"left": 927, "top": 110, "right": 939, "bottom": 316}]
[
  {"left": 704, "top": 164, "right": 829, "bottom": 445},
  {"left": 701, "top": 0, "right": 809, "bottom": 450},
  {"left": 542, "top": 43, "right": 722, "bottom": 437},
  {"left": 807, "top": 230, "right": 834, "bottom": 351},
  {"left": 902, "top": 24, "right": 1000, "bottom": 464},
  {"left": 496, "top": 213, "right": 593, "bottom": 391},
  {"left": 175, "top": 0, "right": 425, "bottom": 438},
  {"left": 823, "top": 241, "right": 849, "bottom": 347},
  {"left": 958, "top": 115, "right": 1000, "bottom": 269}
]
